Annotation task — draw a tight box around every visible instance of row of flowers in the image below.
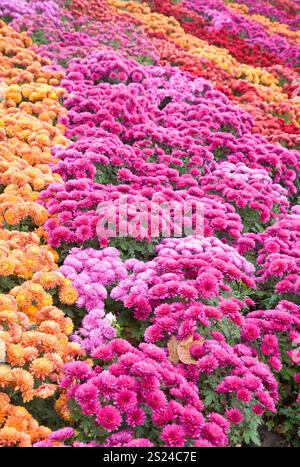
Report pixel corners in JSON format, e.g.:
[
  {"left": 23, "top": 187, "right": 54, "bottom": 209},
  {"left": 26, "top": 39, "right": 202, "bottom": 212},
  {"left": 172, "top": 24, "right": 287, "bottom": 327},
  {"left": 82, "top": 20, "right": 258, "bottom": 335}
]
[
  {"left": 65, "top": 0, "right": 300, "bottom": 149},
  {"left": 0, "top": 19, "right": 83, "bottom": 446},
  {"left": 2, "top": 0, "right": 300, "bottom": 148}
]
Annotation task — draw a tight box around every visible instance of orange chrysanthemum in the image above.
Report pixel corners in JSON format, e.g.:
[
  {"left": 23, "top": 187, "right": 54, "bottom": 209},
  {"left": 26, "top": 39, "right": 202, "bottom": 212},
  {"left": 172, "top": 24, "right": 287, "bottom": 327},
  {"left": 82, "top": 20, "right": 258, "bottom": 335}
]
[
  {"left": 29, "top": 358, "right": 54, "bottom": 381},
  {"left": 0, "top": 426, "right": 21, "bottom": 447},
  {"left": 6, "top": 344, "right": 26, "bottom": 367},
  {"left": 0, "top": 365, "right": 13, "bottom": 389}
]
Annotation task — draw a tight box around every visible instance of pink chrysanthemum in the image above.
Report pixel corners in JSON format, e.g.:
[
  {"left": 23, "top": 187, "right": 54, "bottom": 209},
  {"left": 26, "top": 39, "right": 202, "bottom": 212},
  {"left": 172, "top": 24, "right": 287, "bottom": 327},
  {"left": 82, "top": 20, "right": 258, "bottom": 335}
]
[
  {"left": 161, "top": 424, "right": 186, "bottom": 447},
  {"left": 225, "top": 408, "right": 244, "bottom": 425},
  {"left": 96, "top": 406, "right": 122, "bottom": 432}
]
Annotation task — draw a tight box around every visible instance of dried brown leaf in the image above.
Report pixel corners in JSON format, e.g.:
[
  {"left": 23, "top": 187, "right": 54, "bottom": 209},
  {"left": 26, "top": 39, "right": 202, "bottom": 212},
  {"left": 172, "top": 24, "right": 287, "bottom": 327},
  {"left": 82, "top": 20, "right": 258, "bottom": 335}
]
[
  {"left": 168, "top": 335, "right": 199, "bottom": 365},
  {"left": 167, "top": 335, "right": 179, "bottom": 364},
  {"left": 177, "top": 336, "right": 198, "bottom": 365}
]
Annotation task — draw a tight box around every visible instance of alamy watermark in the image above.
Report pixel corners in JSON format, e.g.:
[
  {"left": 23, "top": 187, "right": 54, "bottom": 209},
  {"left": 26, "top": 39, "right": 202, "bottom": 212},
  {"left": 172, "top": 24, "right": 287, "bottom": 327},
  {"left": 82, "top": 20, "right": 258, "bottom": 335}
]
[
  {"left": 0, "top": 339, "right": 6, "bottom": 363},
  {"left": 291, "top": 337, "right": 300, "bottom": 365},
  {"left": 96, "top": 196, "right": 204, "bottom": 240},
  {"left": 291, "top": 78, "right": 300, "bottom": 101},
  {"left": 0, "top": 79, "right": 7, "bottom": 101}
]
